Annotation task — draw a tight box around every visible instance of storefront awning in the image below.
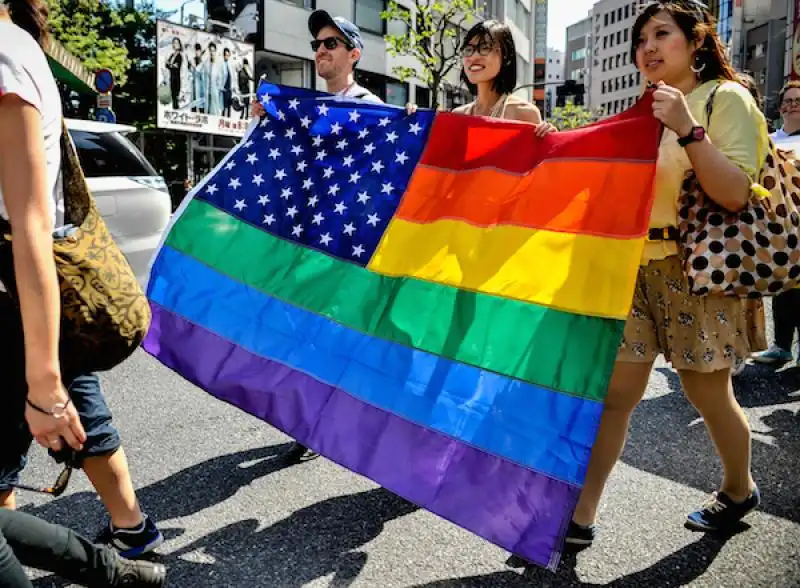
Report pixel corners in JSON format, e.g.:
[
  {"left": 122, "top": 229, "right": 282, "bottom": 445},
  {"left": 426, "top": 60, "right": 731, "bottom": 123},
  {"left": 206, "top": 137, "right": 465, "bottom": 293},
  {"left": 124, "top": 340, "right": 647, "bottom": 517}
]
[{"left": 45, "top": 38, "right": 95, "bottom": 95}]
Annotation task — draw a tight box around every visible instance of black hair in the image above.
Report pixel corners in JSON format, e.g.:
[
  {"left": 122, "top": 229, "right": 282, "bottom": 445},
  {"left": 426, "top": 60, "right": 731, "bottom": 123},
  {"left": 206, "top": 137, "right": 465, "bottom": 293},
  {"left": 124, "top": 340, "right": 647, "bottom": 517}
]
[
  {"left": 459, "top": 20, "right": 517, "bottom": 96},
  {"left": 194, "top": 43, "right": 202, "bottom": 51},
  {"left": 778, "top": 80, "right": 800, "bottom": 106},
  {"left": 172, "top": 37, "right": 183, "bottom": 50},
  {"left": 208, "top": 42, "right": 217, "bottom": 50},
  {"left": 223, "top": 47, "right": 231, "bottom": 55},
  {"left": 630, "top": 1, "right": 737, "bottom": 84},
  {"left": 5, "top": 0, "right": 49, "bottom": 47}
]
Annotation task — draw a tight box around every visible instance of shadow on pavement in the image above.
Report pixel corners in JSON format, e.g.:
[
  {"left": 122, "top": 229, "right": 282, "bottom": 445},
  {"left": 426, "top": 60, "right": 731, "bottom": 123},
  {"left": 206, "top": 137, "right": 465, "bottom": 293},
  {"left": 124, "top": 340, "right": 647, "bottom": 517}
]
[
  {"left": 154, "top": 486, "right": 417, "bottom": 587},
  {"left": 619, "top": 366, "right": 799, "bottom": 524},
  {"left": 413, "top": 535, "right": 731, "bottom": 588}
]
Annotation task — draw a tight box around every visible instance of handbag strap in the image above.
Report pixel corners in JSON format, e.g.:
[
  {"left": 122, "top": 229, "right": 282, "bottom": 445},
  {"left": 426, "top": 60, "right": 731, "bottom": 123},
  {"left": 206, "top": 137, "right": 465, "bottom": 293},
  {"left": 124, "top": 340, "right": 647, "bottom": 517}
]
[
  {"left": 0, "top": 120, "right": 90, "bottom": 236},
  {"left": 705, "top": 81, "right": 722, "bottom": 128}
]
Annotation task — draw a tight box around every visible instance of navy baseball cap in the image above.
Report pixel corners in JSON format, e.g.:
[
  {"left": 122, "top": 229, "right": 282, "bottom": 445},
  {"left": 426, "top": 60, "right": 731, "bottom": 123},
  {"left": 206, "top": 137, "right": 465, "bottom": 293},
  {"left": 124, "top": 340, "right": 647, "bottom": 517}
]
[{"left": 308, "top": 10, "right": 364, "bottom": 50}]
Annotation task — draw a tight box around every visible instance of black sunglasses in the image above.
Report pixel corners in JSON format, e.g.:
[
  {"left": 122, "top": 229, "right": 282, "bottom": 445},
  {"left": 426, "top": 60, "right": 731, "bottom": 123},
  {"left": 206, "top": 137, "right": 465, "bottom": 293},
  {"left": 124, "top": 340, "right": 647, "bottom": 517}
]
[
  {"left": 310, "top": 37, "right": 352, "bottom": 52},
  {"left": 10, "top": 452, "right": 74, "bottom": 498}
]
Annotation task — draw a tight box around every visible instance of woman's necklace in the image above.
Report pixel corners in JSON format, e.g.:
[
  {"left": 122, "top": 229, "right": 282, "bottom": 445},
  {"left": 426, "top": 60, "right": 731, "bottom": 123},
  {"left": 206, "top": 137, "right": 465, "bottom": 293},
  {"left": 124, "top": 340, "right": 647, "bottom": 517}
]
[{"left": 470, "top": 94, "right": 509, "bottom": 119}]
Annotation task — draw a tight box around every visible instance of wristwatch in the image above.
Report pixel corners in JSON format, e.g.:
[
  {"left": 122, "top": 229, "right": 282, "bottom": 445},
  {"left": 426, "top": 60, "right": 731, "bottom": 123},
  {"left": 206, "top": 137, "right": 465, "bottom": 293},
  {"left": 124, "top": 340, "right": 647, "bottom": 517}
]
[
  {"left": 678, "top": 125, "right": 706, "bottom": 147},
  {"left": 26, "top": 397, "right": 72, "bottom": 419}
]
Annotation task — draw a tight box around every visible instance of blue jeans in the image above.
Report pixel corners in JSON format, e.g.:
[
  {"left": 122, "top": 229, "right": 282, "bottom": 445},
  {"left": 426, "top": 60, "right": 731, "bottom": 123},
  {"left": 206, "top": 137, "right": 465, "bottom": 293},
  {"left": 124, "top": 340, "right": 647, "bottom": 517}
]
[{"left": 0, "top": 295, "right": 122, "bottom": 491}]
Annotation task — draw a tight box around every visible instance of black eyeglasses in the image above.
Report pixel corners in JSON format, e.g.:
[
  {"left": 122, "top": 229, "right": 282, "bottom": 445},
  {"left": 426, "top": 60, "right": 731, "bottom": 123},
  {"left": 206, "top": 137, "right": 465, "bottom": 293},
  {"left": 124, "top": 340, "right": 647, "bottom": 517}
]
[
  {"left": 11, "top": 453, "right": 74, "bottom": 498},
  {"left": 783, "top": 98, "right": 800, "bottom": 107},
  {"left": 462, "top": 42, "right": 495, "bottom": 57},
  {"left": 310, "top": 37, "right": 351, "bottom": 52}
]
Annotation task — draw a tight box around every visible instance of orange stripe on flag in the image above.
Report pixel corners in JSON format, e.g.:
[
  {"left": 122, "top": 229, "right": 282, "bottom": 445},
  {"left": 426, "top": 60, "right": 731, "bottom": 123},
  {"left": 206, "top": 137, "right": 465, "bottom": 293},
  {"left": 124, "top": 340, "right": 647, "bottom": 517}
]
[{"left": 396, "top": 161, "right": 656, "bottom": 238}]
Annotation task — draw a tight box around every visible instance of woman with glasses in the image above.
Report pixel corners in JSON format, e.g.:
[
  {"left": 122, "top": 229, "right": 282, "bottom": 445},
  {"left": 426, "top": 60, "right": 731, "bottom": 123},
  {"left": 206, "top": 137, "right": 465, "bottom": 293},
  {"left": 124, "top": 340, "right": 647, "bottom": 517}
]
[
  {"left": 0, "top": 0, "right": 162, "bottom": 564},
  {"left": 567, "top": 0, "right": 764, "bottom": 548}
]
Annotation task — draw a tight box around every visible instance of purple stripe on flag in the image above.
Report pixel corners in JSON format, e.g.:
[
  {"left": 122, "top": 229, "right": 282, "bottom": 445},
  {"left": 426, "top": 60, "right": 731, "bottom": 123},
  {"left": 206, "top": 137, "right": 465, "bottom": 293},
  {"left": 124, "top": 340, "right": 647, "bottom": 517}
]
[{"left": 143, "top": 301, "right": 578, "bottom": 570}]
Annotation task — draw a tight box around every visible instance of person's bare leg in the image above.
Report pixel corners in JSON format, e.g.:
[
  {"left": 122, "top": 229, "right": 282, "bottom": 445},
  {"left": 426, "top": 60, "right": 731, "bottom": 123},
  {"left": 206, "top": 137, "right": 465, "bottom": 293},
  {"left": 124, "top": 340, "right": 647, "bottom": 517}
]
[
  {"left": 82, "top": 448, "right": 143, "bottom": 529},
  {"left": 0, "top": 490, "right": 15, "bottom": 510},
  {"left": 572, "top": 360, "right": 654, "bottom": 526},
  {"left": 679, "top": 368, "right": 755, "bottom": 502}
]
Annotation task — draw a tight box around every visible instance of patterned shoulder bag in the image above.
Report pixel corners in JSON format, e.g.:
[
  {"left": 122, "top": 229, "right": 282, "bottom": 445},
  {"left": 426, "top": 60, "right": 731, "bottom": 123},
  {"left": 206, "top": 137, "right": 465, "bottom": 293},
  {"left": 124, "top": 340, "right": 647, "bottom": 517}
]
[
  {"left": 0, "top": 121, "right": 151, "bottom": 374},
  {"left": 678, "top": 84, "right": 800, "bottom": 297}
]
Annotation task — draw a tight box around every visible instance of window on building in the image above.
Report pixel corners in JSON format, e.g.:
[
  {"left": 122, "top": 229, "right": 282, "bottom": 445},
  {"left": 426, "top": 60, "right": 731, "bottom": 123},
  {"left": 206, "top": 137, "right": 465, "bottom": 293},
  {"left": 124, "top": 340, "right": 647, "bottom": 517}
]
[
  {"left": 604, "top": 13, "right": 609, "bottom": 26},
  {"left": 616, "top": 54, "right": 621, "bottom": 68},
  {"left": 624, "top": 4, "right": 629, "bottom": 18},
  {"left": 258, "top": 51, "right": 314, "bottom": 90},
  {"left": 603, "top": 36, "right": 608, "bottom": 49},
  {"left": 753, "top": 42, "right": 766, "bottom": 58},
  {"left": 602, "top": 80, "right": 606, "bottom": 94},
  {"left": 416, "top": 87, "right": 431, "bottom": 108},
  {"left": 385, "top": 81, "right": 408, "bottom": 107},
  {"left": 623, "top": 28, "right": 628, "bottom": 42},
  {"left": 515, "top": 0, "right": 530, "bottom": 37},
  {"left": 354, "top": 0, "right": 385, "bottom": 35},
  {"left": 616, "top": 30, "right": 621, "bottom": 44}
]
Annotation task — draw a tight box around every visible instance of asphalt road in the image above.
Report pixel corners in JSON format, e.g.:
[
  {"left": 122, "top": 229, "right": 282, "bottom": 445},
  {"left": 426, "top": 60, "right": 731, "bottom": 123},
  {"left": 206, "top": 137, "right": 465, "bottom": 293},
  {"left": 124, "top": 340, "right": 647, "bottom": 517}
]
[{"left": 17, "top": 307, "right": 800, "bottom": 587}]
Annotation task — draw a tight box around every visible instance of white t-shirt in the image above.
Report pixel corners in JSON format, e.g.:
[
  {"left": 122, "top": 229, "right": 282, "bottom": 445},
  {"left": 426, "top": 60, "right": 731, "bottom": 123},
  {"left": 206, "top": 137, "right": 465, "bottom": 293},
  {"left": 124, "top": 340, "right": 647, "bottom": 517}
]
[
  {"left": 0, "top": 20, "right": 64, "bottom": 229},
  {"left": 337, "top": 82, "right": 383, "bottom": 105}
]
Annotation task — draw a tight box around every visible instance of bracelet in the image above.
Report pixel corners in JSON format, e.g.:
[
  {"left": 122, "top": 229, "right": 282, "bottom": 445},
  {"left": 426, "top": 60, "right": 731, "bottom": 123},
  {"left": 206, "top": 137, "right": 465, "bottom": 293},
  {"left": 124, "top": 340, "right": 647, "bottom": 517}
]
[{"left": 26, "top": 396, "right": 72, "bottom": 419}]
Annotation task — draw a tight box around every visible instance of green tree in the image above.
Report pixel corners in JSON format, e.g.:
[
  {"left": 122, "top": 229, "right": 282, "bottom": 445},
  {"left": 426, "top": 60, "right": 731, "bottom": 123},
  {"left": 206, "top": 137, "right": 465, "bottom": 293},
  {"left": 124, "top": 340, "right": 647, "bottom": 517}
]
[
  {"left": 382, "top": 0, "right": 482, "bottom": 111},
  {"left": 550, "top": 103, "right": 601, "bottom": 130}
]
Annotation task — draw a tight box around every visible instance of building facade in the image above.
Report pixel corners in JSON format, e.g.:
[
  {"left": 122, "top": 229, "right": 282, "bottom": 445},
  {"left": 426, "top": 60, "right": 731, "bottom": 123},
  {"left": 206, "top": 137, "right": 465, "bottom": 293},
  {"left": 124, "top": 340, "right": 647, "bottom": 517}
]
[
  {"left": 245, "top": 0, "right": 536, "bottom": 109},
  {"left": 564, "top": 15, "right": 591, "bottom": 106},
  {"left": 589, "top": 0, "right": 644, "bottom": 117},
  {"left": 544, "top": 47, "right": 563, "bottom": 115}
]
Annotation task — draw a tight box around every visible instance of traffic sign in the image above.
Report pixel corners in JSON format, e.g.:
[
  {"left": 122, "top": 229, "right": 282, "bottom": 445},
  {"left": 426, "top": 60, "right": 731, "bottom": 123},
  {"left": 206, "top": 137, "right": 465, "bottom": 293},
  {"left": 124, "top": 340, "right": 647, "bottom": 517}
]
[
  {"left": 97, "top": 93, "right": 112, "bottom": 109},
  {"left": 94, "top": 69, "right": 115, "bottom": 94},
  {"left": 95, "top": 108, "right": 116, "bottom": 124}
]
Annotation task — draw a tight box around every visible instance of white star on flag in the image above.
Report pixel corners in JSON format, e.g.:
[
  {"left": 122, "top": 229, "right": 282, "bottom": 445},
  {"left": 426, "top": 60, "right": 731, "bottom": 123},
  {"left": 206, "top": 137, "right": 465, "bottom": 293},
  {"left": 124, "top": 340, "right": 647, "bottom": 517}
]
[
  {"left": 409, "top": 122, "right": 423, "bottom": 135},
  {"left": 308, "top": 195, "right": 319, "bottom": 207},
  {"left": 258, "top": 194, "right": 270, "bottom": 205},
  {"left": 317, "top": 103, "right": 329, "bottom": 116},
  {"left": 297, "top": 161, "right": 308, "bottom": 172},
  {"left": 343, "top": 223, "right": 356, "bottom": 236},
  {"left": 395, "top": 151, "right": 409, "bottom": 164},
  {"left": 328, "top": 184, "right": 341, "bottom": 196},
  {"left": 336, "top": 139, "right": 348, "bottom": 150},
  {"left": 252, "top": 174, "right": 265, "bottom": 186},
  {"left": 371, "top": 161, "right": 385, "bottom": 174},
  {"left": 364, "top": 143, "right": 376, "bottom": 155},
  {"left": 342, "top": 155, "right": 355, "bottom": 167},
  {"left": 302, "top": 178, "right": 314, "bottom": 190},
  {"left": 386, "top": 131, "right": 398, "bottom": 143},
  {"left": 288, "top": 98, "right": 300, "bottom": 110},
  {"left": 263, "top": 214, "right": 275, "bottom": 225},
  {"left": 349, "top": 110, "right": 361, "bottom": 123},
  {"left": 357, "top": 191, "right": 370, "bottom": 204},
  {"left": 331, "top": 122, "right": 342, "bottom": 135},
  {"left": 358, "top": 128, "right": 369, "bottom": 139},
  {"left": 268, "top": 148, "right": 280, "bottom": 160},
  {"left": 378, "top": 117, "right": 391, "bottom": 127},
  {"left": 381, "top": 182, "right": 394, "bottom": 195},
  {"left": 334, "top": 202, "right": 347, "bottom": 215},
  {"left": 276, "top": 110, "right": 286, "bottom": 121},
  {"left": 286, "top": 205, "right": 298, "bottom": 218},
  {"left": 312, "top": 213, "right": 325, "bottom": 225},
  {"left": 315, "top": 150, "right": 327, "bottom": 161},
  {"left": 285, "top": 128, "right": 296, "bottom": 139},
  {"left": 312, "top": 136, "right": 323, "bottom": 147},
  {"left": 323, "top": 167, "right": 335, "bottom": 179},
  {"left": 206, "top": 184, "right": 218, "bottom": 195},
  {"left": 320, "top": 233, "right": 333, "bottom": 246},
  {"left": 292, "top": 224, "right": 304, "bottom": 237},
  {"left": 291, "top": 145, "right": 304, "bottom": 156},
  {"left": 261, "top": 94, "right": 272, "bottom": 105},
  {"left": 275, "top": 169, "right": 287, "bottom": 180},
  {"left": 229, "top": 177, "right": 241, "bottom": 189},
  {"left": 349, "top": 171, "right": 361, "bottom": 184},
  {"left": 352, "top": 244, "right": 366, "bottom": 257},
  {"left": 366, "top": 213, "right": 380, "bottom": 227},
  {"left": 234, "top": 199, "right": 246, "bottom": 211},
  {"left": 259, "top": 117, "right": 269, "bottom": 128},
  {"left": 264, "top": 130, "right": 275, "bottom": 140},
  {"left": 300, "top": 116, "right": 312, "bottom": 128},
  {"left": 225, "top": 161, "right": 236, "bottom": 171},
  {"left": 281, "top": 187, "right": 293, "bottom": 199},
  {"left": 246, "top": 153, "right": 258, "bottom": 164},
  {"left": 244, "top": 140, "right": 254, "bottom": 148}
]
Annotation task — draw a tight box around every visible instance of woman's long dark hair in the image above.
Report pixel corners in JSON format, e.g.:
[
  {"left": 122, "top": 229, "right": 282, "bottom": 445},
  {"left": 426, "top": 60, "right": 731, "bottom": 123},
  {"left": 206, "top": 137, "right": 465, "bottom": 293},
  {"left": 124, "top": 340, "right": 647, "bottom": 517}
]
[
  {"left": 630, "top": 1, "right": 737, "bottom": 84},
  {"left": 460, "top": 20, "right": 517, "bottom": 96},
  {"left": 4, "top": 0, "right": 49, "bottom": 47}
]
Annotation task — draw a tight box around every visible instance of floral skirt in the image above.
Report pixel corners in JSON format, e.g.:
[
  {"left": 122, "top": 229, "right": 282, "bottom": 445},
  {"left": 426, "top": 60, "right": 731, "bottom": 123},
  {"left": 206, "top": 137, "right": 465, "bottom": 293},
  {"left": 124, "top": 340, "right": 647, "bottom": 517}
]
[{"left": 617, "top": 256, "right": 765, "bottom": 372}]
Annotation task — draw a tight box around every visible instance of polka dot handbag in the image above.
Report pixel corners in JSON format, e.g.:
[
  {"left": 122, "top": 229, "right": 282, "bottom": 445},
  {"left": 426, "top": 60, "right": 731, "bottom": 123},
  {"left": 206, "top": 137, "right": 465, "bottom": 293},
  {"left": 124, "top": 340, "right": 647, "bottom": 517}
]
[{"left": 678, "top": 141, "right": 800, "bottom": 298}]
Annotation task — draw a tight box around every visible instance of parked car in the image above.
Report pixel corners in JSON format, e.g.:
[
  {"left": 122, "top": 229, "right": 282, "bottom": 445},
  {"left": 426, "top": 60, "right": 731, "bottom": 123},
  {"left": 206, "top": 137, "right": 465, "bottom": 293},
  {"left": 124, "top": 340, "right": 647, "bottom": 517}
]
[{"left": 65, "top": 118, "right": 171, "bottom": 285}]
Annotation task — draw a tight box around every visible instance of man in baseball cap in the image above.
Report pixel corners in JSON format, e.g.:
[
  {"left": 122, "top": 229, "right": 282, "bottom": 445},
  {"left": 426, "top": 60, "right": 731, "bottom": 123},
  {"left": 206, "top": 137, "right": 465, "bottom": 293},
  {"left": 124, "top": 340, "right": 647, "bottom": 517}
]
[{"left": 306, "top": 10, "right": 382, "bottom": 103}]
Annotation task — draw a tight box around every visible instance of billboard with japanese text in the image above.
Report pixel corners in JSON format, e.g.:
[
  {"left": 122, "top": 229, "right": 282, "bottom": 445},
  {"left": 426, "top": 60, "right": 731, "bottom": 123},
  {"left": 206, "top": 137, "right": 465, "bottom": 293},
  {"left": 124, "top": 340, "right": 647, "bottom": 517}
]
[{"left": 156, "top": 20, "right": 255, "bottom": 137}]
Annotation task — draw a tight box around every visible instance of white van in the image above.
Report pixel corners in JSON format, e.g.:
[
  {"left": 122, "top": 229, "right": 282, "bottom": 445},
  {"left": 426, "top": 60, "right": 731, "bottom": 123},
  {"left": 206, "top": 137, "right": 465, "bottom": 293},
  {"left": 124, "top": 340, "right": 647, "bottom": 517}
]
[{"left": 65, "top": 119, "right": 172, "bottom": 285}]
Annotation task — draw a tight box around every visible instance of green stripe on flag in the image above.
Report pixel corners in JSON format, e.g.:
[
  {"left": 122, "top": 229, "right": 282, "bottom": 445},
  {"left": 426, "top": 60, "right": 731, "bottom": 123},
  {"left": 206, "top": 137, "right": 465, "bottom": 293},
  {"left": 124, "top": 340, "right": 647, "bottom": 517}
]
[{"left": 164, "top": 199, "right": 623, "bottom": 402}]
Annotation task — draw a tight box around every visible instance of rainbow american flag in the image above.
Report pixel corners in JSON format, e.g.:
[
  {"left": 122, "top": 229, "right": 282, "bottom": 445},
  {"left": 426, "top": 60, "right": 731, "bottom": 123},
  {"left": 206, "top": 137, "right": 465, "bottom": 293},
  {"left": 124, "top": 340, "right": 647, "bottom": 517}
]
[{"left": 144, "top": 83, "right": 661, "bottom": 569}]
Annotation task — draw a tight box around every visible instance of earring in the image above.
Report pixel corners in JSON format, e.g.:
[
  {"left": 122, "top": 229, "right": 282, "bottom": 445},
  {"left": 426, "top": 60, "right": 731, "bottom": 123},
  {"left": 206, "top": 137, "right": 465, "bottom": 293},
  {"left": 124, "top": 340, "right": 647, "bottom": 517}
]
[{"left": 690, "top": 55, "right": 706, "bottom": 74}]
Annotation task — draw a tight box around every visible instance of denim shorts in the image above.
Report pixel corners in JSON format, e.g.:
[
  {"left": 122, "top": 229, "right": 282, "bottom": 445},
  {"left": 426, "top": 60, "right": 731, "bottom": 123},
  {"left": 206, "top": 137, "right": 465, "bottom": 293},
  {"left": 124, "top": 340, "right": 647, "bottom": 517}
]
[{"left": 0, "top": 294, "right": 121, "bottom": 491}]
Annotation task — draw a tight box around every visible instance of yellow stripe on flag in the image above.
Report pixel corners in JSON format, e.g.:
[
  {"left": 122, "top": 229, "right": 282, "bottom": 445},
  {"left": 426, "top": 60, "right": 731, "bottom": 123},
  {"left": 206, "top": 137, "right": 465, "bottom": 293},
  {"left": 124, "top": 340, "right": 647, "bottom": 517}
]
[{"left": 367, "top": 219, "right": 645, "bottom": 320}]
